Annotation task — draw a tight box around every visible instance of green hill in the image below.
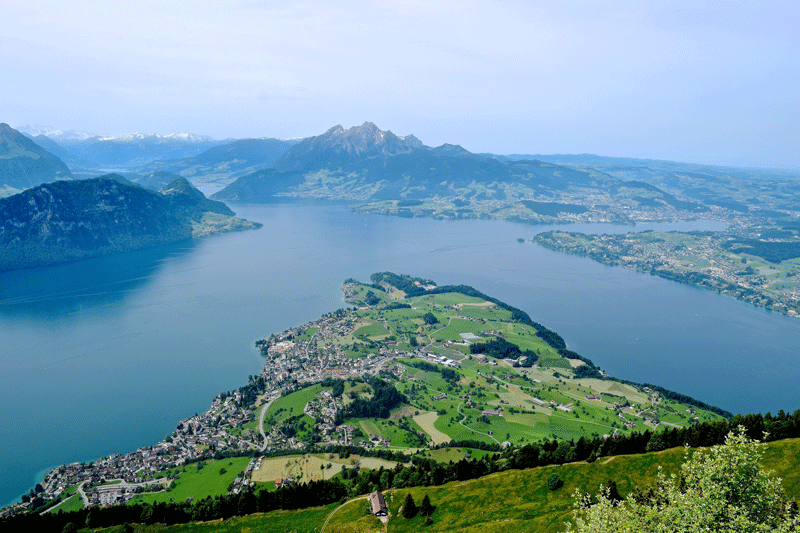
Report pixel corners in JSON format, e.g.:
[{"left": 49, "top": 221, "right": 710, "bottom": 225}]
[
  {"left": 0, "top": 123, "right": 72, "bottom": 192},
  {"left": 0, "top": 176, "right": 260, "bottom": 271},
  {"left": 137, "top": 137, "right": 300, "bottom": 186}
]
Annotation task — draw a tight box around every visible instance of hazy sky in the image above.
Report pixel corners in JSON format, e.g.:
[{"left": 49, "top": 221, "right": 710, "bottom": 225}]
[{"left": 2, "top": 1, "right": 797, "bottom": 168}]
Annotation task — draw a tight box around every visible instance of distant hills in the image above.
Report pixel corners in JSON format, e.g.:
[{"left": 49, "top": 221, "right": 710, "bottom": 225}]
[
  {"left": 0, "top": 123, "right": 72, "bottom": 193},
  {"left": 46, "top": 132, "right": 226, "bottom": 169},
  {"left": 0, "top": 176, "right": 260, "bottom": 272},
  {"left": 6, "top": 120, "right": 799, "bottom": 221},
  {"left": 15, "top": 126, "right": 300, "bottom": 185},
  {"left": 213, "top": 122, "right": 707, "bottom": 216},
  {"left": 135, "top": 137, "right": 300, "bottom": 186}
]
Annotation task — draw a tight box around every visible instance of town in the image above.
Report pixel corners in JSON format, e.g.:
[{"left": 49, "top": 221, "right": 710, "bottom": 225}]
[{"left": 4, "top": 277, "right": 721, "bottom": 518}]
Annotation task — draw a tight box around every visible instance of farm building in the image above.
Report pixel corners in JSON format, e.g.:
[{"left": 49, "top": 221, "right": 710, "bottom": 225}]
[{"left": 370, "top": 491, "right": 388, "bottom": 516}]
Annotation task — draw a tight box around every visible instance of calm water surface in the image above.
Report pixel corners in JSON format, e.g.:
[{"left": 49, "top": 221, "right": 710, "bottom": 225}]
[{"left": 1, "top": 204, "right": 798, "bottom": 506}]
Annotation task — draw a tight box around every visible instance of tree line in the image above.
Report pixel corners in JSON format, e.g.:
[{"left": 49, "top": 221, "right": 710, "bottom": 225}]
[{"left": 5, "top": 409, "right": 799, "bottom": 532}]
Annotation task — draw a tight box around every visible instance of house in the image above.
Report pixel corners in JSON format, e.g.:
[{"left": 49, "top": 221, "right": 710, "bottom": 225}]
[
  {"left": 481, "top": 408, "right": 503, "bottom": 417},
  {"left": 369, "top": 490, "right": 388, "bottom": 516}
]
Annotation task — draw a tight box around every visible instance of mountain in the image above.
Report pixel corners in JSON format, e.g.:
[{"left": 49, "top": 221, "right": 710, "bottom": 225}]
[
  {"left": 53, "top": 132, "right": 228, "bottom": 169},
  {"left": 135, "top": 137, "right": 300, "bottom": 186},
  {"left": 26, "top": 134, "right": 95, "bottom": 171},
  {"left": 210, "top": 168, "right": 305, "bottom": 202},
  {"left": 0, "top": 123, "right": 72, "bottom": 192},
  {"left": 0, "top": 176, "right": 260, "bottom": 272},
  {"left": 505, "top": 153, "right": 800, "bottom": 216},
  {"left": 265, "top": 121, "right": 521, "bottom": 200},
  {"left": 217, "top": 123, "right": 622, "bottom": 203},
  {"left": 131, "top": 170, "right": 186, "bottom": 191},
  {"left": 15, "top": 124, "right": 97, "bottom": 144},
  {"left": 272, "top": 122, "right": 423, "bottom": 171}
]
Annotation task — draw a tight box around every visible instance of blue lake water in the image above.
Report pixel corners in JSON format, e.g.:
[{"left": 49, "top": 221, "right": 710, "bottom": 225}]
[{"left": 1, "top": 204, "right": 799, "bottom": 507}]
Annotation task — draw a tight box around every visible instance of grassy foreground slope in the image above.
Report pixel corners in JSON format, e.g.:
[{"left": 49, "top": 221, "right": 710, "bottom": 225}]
[{"left": 91, "top": 437, "right": 800, "bottom": 533}]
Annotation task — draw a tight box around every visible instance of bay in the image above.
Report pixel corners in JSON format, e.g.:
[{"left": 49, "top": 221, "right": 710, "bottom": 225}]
[{"left": 1, "top": 204, "right": 798, "bottom": 507}]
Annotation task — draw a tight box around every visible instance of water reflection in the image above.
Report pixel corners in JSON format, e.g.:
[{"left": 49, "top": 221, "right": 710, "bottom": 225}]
[{"left": 0, "top": 240, "right": 200, "bottom": 322}]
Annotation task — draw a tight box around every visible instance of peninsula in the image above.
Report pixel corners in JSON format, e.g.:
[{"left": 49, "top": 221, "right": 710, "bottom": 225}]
[
  {"left": 4, "top": 273, "right": 735, "bottom": 523},
  {"left": 533, "top": 227, "right": 800, "bottom": 319}
]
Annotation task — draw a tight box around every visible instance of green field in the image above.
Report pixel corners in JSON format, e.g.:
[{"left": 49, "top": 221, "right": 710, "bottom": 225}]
[
  {"left": 165, "top": 457, "right": 252, "bottom": 503},
  {"left": 130, "top": 438, "right": 800, "bottom": 533},
  {"left": 353, "top": 323, "right": 391, "bottom": 338},
  {"left": 264, "top": 384, "right": 325, "bottom": 428},
  {"left": 104, "top": 504, "right": 336, "bottom": 533},
  {"left": 50, "top": 493, "right": 84, "bottom": 514},
  {"left": 127, "top": 492, "right": 174, "bottom": 505}
]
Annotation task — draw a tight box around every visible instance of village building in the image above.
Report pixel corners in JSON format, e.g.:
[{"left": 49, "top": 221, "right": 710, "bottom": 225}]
[{"left": 369, "top": 490, "right": 388, "bottom": 516}]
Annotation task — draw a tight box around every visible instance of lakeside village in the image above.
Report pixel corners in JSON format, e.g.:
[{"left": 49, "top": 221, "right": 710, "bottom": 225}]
[{"left": 6, "top": 291, "right": 678, "bottom": 517}]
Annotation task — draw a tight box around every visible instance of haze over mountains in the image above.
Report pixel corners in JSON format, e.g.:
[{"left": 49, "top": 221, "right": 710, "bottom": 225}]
[{"left": 3, "top": 120, "right": 800, "bottom": 235}]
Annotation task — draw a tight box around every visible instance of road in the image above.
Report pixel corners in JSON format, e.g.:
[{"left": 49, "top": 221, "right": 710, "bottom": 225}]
[
  {"left": 257, "top": 395, "right": 278, "bottom": 451},
  {"left": 320, "top": 495, "right": 370, "bottom": 533},
  {"left": 456, "top": 402, "right": 500, "bottom": 444}
]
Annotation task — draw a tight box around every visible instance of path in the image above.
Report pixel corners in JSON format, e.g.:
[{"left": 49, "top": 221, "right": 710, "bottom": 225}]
[
  {"left": 77, "top": 480, "right": 89, "bottom": 507},
  {"left": 40, "top": 493, "right": 78, "bottom": 514},
  {"left": 457, "top": 403, "right": 500, "bottom": 444},
  {"left": 320, "top": 495, "right": 369, "bottom": 533},
  {"left": 257, "top": 395, "right": 278, "bottom": 451}
]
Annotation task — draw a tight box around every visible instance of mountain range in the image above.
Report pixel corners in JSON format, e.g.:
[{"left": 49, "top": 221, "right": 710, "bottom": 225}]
[
  {"left": 5, "top": 121, "right": 800, "bottom": 222},
  {"left": 213, "top": 122, "right": 707, "bottom": 214}
]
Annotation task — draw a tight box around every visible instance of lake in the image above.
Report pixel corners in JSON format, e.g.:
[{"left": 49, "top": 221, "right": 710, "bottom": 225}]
[{"left": 1, "top": 204, "right": 798, "bottom": 507}]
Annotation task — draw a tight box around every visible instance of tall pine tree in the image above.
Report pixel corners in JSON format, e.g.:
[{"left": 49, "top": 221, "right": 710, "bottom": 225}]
[
  {"left": 402, "top": 493, "right": 418, "bottom": 518},
  {"left": 419, "top": 494, "right": 434, "bottom": 517}
]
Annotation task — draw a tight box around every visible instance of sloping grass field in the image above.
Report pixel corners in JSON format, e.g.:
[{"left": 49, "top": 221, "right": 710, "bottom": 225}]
[{"left": 109, "top": 438, "right": 800, "bottom": 533}]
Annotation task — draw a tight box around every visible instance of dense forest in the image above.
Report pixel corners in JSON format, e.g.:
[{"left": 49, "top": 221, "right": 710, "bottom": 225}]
[{"left": 341, "top": 376, "right": 406, "bottom": 419}]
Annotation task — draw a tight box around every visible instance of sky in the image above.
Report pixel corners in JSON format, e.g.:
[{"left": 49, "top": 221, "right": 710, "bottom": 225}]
[{"left": 1, "top": 0, "right": 798, "bottom": 168}]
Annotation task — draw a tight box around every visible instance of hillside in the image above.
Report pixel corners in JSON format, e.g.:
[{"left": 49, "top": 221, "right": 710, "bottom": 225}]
[
  {"left": 0, "top": 176, "right": 260, "bottom": 271},
  {"left": 136, "top": 137, "right": 300, "bottom": 186},
  {"left": 15, "top": 438, "right": 800, "bottom": 532},
  {"left": 130, "top": 170, "right": 186, "bottom": 191},
  {"left": 0, "top": 123, "right": 72, "bottom": 193},
  {"left": 210, "top": 168, "right": 305, "bottom": 202}
]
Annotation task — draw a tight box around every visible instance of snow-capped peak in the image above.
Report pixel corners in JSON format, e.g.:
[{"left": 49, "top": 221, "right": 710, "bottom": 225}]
[
  {"left": 16, "top": 124, "right": 97, "bottom": 141},
  {"left": 97, "top": 132, "right": 216, "bottom": 143}
]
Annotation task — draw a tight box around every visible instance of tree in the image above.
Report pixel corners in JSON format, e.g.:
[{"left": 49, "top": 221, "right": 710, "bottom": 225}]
[
  {"left": 402, "top": 493, "right": 418, "bottom": 518},
  {"left": 422, "top": 312, "right": 439, "bottom": 325},
  {"left": 419, "top": 494, "right": 434, "bottom": 517},
  {"left": 565, "top": 428, "right": 800, "bottom": 533},
  {"left": 547, "top": 472, "right": 563, "bottom": 491}
]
